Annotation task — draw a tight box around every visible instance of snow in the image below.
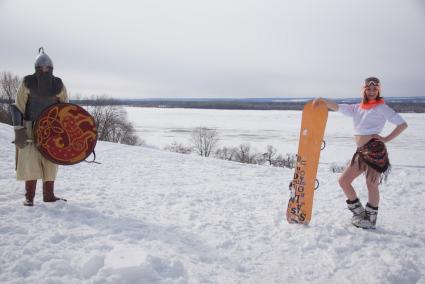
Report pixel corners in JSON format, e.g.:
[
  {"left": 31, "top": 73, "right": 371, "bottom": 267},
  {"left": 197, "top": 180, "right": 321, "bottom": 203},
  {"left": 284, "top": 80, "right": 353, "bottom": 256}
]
[{"left": 1, "top": 110, "right": 425, "bottom": 283}]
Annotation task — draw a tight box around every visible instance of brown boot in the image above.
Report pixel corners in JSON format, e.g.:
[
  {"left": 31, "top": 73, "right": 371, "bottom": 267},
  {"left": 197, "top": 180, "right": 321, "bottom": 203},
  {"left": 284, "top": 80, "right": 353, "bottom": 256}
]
[
  {"left": 43, "top": 181, "right": 67, "bottom": 202},
  {"left": 24, "top": 180, "right": 37, "bottom": 206}
]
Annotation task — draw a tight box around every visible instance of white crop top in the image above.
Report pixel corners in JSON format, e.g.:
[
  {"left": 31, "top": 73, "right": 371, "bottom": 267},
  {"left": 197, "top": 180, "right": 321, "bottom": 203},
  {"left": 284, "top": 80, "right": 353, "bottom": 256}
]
[{"left": 338, "top": 103, "right": 406, "bottom": 135}]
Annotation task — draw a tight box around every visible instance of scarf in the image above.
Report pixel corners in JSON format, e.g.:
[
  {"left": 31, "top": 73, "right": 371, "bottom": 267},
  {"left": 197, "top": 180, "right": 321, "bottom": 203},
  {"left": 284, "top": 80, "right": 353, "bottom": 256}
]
[{"left": 360, "top": 99, "right": 385, "bottom": 110}]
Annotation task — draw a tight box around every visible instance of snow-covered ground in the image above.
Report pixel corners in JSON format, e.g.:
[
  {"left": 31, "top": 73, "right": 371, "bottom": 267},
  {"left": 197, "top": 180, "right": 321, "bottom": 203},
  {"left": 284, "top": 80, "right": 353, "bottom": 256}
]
[{"left": 1, "top": 115, "right": 425, "bottom": 283}]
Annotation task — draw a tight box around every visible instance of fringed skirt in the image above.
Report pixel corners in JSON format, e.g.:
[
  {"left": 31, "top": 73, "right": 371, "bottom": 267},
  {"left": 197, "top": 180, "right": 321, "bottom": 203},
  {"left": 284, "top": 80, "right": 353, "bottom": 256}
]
[{"left": 351, "top": 138, "right": 391, "bottom": 184}]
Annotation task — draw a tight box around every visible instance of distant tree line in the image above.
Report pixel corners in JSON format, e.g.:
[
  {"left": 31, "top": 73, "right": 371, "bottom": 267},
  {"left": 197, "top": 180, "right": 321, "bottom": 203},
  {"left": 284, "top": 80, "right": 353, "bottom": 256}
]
[
  {"left": 67, "top": 98, "right": 425, "bottom": 113},
  {"left": 386, "top": 102, "right": 425, "bottom": 113}
]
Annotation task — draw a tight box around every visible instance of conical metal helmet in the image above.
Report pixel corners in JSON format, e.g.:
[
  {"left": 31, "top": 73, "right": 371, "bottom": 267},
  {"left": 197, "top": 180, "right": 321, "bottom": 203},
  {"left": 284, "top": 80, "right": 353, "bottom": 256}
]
[{"left": 34, "top": 47, "right": 53, "bottom": 68}]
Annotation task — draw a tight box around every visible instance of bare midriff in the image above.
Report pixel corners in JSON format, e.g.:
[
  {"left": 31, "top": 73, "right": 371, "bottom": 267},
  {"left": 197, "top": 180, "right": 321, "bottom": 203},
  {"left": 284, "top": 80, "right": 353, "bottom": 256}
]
[{"left": 354, "top": 135, "right": 375, "bottom": 147}]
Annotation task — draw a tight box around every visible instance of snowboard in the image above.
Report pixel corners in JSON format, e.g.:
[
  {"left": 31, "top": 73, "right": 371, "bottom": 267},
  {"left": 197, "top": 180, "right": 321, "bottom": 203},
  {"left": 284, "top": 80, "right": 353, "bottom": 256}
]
[{"left": 286, "top": 100, "right": 328, "bottom": 224}]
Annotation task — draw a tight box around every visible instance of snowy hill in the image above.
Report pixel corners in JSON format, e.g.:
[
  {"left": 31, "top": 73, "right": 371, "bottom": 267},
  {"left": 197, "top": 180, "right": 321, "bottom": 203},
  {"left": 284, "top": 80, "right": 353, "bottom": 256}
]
[{"left": 0, "top": 122, "right": 424, "bottom": 284}]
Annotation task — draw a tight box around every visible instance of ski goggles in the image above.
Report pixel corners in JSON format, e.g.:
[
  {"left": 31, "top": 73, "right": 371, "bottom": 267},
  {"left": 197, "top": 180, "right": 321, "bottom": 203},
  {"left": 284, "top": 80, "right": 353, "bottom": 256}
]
[{"left": 364, "top": 77, "right": 380, "bottom": 87}]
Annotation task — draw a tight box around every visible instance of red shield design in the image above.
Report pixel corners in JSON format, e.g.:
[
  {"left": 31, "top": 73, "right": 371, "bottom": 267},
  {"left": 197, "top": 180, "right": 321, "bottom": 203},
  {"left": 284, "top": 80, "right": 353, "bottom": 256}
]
[{"left": 34, "top": 103, "right": 97, "bottom": 165}]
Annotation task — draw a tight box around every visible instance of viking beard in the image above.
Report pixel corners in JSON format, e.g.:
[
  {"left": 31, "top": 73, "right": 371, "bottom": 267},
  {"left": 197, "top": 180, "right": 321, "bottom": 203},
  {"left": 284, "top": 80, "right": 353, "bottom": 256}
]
[{"left": 35, "top": 69, "right": 54, "bottom": 96}]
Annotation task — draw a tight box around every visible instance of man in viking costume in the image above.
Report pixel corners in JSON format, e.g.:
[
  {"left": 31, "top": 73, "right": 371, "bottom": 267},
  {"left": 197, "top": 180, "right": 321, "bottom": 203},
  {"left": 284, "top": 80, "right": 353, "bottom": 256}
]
[{"left": 11, "top": 48, "right": 68, "bottom": 206}]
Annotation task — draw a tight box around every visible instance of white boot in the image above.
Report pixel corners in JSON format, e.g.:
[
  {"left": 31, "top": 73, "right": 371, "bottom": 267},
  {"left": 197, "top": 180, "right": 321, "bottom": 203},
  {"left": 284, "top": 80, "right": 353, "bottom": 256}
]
[
  {"left": 364, "top": 203, "right": 378, "bottom": 229},
  {"left": 347, "top": 199, "right": 369, "bottom": 228}
]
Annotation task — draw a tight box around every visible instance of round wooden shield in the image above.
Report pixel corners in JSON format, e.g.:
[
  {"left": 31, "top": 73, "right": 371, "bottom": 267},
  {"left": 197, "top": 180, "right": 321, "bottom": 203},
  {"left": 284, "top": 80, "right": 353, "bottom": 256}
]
[{"left": 34, "top": 103, "right": 97, "bottom": 165}]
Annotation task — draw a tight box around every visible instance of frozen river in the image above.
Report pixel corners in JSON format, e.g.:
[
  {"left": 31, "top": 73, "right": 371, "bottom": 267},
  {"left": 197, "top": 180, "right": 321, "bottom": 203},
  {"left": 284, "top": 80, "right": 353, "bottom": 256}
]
[{"left": 126, "top": 107, "right": 425, "bottom": 167}]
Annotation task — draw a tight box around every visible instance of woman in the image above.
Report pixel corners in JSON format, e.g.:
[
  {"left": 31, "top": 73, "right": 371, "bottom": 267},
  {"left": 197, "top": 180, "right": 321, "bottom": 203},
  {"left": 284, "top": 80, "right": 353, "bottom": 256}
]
[{"left": 313, "top": 77, "right": 408, "bottom": 229}]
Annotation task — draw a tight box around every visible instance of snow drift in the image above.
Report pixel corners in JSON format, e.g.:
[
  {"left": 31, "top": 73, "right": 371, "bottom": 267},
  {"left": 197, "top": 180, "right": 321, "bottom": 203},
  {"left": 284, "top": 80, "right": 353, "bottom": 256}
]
[{"left": 0, "top": 122, "right": 424, "bottom": 283}]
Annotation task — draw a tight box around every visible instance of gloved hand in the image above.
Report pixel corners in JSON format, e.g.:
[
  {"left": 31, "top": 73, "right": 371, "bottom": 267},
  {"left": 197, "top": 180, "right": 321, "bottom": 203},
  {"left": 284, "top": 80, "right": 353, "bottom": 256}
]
[{"left": 14, "top": 127, "right": 27, "bottom": 149}]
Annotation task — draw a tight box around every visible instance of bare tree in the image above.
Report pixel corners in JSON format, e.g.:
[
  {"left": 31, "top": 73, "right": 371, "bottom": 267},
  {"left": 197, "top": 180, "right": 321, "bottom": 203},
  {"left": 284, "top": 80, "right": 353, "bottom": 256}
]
[
  {"left": 263, "top": 145, "right": 277, "bottom": 165},
  {"left": 190, "top": 127, "right": 219, "bottom": 157},
  {"left": 0, "top": 71, "right": 21, "bottom": 124},
  {"left": 214, "top": 146, "right": 237, "bottom": 161},
  {"left": 0, "top": 71, "right": 21, "bottom": 104},
  {"left": 273, "top": 153, "right": 296, "bottom": 169},
  {"left": 284, "top": 153, "right": 296, "bottom": 169},
  {"left": 84, "top": 96, "right": 142, "bottom": 146},
  {"left": 233, "top": 143, "right": 255, "bottom": 163}
]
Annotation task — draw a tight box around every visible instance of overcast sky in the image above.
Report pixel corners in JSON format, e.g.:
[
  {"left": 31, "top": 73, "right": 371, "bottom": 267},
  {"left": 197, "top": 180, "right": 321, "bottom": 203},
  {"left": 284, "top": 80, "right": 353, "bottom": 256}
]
[{"left": 1, "top": 0, "right": 424, "bottom": 99}]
